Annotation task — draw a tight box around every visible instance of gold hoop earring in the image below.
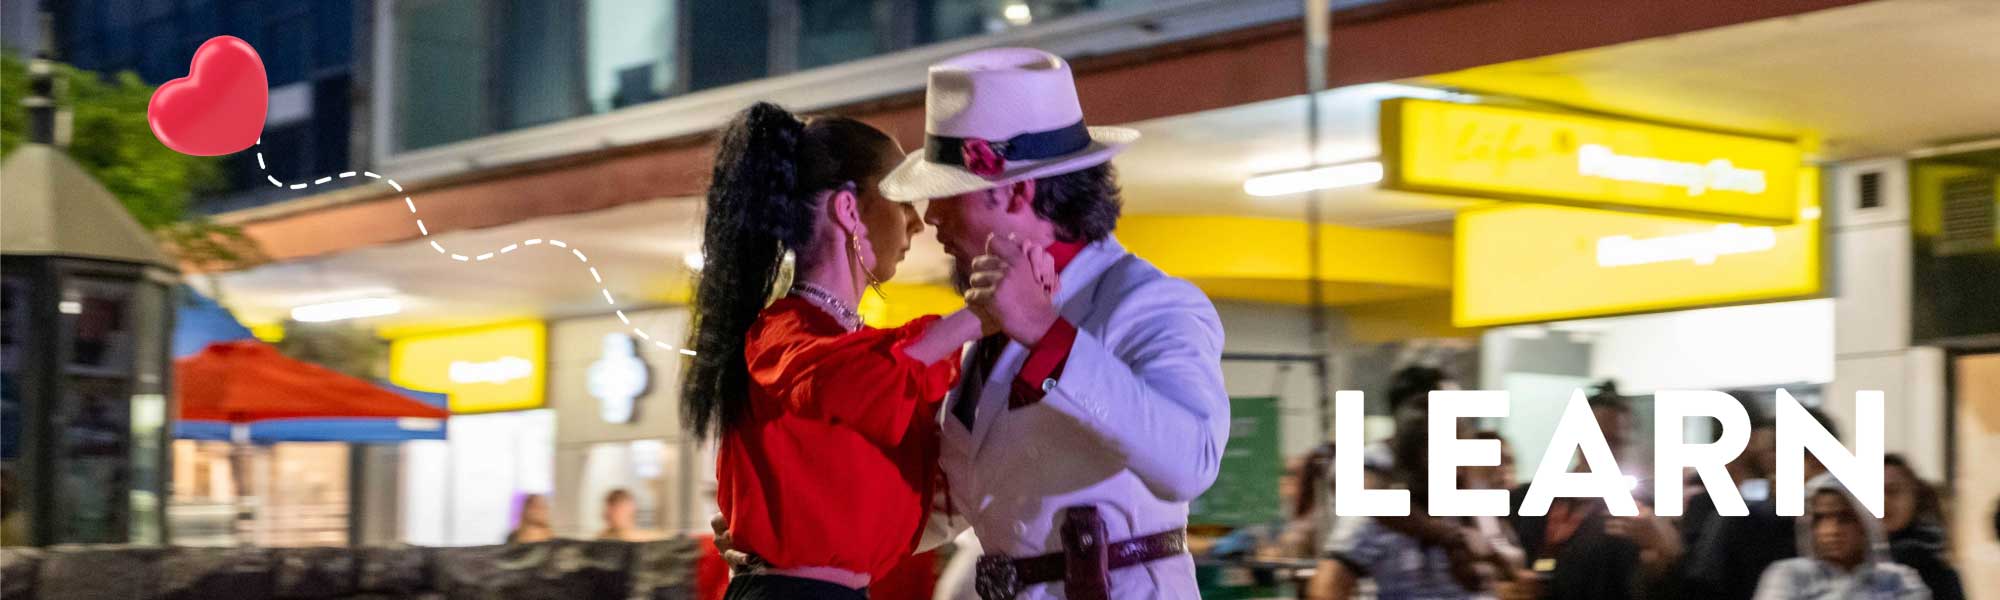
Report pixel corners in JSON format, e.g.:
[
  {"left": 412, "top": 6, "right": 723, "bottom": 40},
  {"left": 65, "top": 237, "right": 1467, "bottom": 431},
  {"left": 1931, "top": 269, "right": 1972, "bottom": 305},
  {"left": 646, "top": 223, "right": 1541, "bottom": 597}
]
[{"left": 849, "top": 233, "right": 887, "bottom": 300}]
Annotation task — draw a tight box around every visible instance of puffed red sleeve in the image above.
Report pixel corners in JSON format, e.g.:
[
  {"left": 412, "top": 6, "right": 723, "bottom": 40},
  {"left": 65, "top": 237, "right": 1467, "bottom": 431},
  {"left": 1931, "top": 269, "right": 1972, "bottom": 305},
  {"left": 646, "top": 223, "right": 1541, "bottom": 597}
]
[{"left": 748, "top": 314, "right": 961, "bottom": 448}]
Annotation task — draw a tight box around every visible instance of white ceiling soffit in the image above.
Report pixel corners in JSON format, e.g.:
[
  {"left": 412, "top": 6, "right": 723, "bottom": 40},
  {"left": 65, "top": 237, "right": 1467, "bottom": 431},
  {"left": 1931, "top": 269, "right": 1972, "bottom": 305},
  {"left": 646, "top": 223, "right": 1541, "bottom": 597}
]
[{"left": 1420, "top": 0, "right": 2000, "bottom": 160}]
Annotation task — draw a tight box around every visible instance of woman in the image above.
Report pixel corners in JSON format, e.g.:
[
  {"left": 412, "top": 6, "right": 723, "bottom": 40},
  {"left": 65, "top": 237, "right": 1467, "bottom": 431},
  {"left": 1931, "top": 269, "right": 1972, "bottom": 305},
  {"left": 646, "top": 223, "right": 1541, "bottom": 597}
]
[
  {"left": 507, "top": 494, "right": 555, "bottom": 544},
  {"left": 681, "top": 102, "right": 993, "bottom": 600},
  {"left": 1882, "top": 454, "right": 1963, "bottom": 600},
  {"left": 597, "top": 489, "right": 660, "bottom": 542}
]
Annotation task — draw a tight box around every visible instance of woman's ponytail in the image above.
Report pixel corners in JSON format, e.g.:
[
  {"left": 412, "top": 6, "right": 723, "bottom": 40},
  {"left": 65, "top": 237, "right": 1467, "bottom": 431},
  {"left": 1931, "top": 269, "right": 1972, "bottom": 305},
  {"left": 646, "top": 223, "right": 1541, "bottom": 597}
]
[
  {"left": 682, "top": 102, "right": 815, "bottom": 440},
  {"left": 681, "top": 103, "right": 900, "bottom": 440}
]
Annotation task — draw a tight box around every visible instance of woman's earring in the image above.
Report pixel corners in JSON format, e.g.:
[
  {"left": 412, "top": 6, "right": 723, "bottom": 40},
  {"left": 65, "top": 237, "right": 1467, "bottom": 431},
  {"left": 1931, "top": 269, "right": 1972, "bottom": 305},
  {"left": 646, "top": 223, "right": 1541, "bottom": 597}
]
[{"left": 849, "top": 233, "right": 887, "bottom": 299}]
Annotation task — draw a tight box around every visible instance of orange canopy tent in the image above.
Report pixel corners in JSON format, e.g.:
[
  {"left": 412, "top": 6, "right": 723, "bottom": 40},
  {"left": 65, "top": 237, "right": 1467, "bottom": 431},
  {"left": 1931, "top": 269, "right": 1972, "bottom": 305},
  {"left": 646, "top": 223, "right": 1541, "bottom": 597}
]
[{"left": 176, "top": 340, "right": 449, "bottom": 423}]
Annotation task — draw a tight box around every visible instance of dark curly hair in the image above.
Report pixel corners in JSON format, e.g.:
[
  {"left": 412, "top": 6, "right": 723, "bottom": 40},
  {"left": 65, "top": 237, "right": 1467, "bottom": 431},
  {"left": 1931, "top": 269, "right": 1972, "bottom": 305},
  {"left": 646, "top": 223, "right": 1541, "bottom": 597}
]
[
  {"left": 1386, "top": 365, "right": 1451, "bottom": 414},
  {"left": 1883, "top": 454, "right": 1943, "bottom": 527},
  {"left": 1032, "top": 163, "right": 1121, "bottom": 243},
  {"left": 680, "top": 102, "right": 897, "bottom": 440}
]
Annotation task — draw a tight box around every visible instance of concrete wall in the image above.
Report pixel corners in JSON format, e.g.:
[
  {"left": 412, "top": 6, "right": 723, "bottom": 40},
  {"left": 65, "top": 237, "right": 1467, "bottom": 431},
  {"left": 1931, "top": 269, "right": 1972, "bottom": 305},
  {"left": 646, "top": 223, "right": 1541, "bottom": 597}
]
[
  {"left": 1826, "top": 159, "right": 1949, "bottom": 481},
  {"left": 1586, "top": 300, "right": 1834, "bottom": 395},
  {"left": 1215, "top": 300, "right": 1329, "bottom": 459},
  {"left": 1215, "top": 297, "right": 1484, "bottom": 458},
  {"left": 547, "top": 308, "right": 700, "bottom": 538}
]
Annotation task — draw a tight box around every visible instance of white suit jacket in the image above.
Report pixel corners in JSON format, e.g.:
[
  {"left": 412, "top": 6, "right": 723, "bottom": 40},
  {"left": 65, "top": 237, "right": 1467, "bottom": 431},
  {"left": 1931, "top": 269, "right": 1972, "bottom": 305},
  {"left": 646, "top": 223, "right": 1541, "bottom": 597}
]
[{"left": 926, "top": 237, "right": 1230, "bottom": 599}]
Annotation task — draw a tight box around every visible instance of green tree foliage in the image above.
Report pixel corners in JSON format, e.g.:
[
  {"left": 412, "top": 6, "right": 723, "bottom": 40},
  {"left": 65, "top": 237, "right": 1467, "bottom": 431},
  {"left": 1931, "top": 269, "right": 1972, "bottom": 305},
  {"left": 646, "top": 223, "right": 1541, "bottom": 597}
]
[
  {"left": 275, "top": 321, "right": 387, "bottom": 380},
  {"left": 1, "top": 53, "right": 263, "bottom": 272}
]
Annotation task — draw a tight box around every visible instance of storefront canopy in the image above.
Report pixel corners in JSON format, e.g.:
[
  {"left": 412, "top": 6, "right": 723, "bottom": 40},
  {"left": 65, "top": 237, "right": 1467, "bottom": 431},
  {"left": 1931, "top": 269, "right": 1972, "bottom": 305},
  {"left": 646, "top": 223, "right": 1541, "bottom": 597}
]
[
  {"left": 174, "top": 381, "right": 448, "bottom": 444},
  {"left": 177, "top": 340, "right": 450, "bottom": 423}
]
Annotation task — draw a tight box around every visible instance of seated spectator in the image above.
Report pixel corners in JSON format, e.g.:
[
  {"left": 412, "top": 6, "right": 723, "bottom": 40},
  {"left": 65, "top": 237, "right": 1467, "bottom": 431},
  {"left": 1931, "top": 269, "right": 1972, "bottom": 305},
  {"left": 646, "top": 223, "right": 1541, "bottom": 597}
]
[
  {"left": 1753, "top": 475, "right": 1929, "bottom": 599},
  {"left": 597, "top": 489, "right": 661, "bottom": 542},
  {"left": 506, "top": 494, "right": 556, "bottom": 544}
]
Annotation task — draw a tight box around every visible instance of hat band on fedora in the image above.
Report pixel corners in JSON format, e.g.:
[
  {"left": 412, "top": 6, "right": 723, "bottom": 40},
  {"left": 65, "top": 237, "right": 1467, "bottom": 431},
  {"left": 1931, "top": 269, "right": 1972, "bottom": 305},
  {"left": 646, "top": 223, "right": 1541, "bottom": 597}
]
[{"left": 923, "top": 120, "right": 1092, "bottom": 177}]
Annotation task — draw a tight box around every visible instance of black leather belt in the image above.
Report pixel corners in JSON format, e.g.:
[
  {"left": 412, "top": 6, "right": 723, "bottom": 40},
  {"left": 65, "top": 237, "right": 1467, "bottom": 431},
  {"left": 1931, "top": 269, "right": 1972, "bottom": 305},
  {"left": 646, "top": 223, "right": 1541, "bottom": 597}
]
[{"left": 974, "top": 520, "right": 1187, "bottom": 600}]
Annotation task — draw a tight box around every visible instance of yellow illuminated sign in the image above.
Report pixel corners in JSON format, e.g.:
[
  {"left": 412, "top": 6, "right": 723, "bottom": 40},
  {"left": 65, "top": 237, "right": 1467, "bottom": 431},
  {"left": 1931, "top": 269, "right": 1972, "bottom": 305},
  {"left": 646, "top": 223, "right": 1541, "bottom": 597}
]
[
  {"left": 1382, "top": 98, "right": 1804, "bottom": 224},
  {"left": 390, "top": 321, "right": 546, "bottom": 413},
  {"left": 1454, "top": 171, "right": 1821, "bottom": 327}
]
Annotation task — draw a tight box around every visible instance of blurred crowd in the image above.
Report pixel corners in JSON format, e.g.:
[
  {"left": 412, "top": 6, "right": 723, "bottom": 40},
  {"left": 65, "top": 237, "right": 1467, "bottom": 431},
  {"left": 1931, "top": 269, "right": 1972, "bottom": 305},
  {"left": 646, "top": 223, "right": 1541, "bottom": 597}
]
[
  {"left": 491, "top": 369, "right": 1999, "bottom": 600},
  {"left": 1226, "top": 367, "right": 1980, "bottom": 600}
]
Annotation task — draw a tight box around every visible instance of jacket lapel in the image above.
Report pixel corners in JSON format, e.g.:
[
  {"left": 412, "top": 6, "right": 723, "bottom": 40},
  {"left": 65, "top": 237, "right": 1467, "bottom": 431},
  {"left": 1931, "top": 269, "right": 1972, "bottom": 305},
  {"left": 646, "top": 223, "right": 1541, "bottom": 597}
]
[{"left": 965, "top": 237, "right": 1129, "bottom": 455}]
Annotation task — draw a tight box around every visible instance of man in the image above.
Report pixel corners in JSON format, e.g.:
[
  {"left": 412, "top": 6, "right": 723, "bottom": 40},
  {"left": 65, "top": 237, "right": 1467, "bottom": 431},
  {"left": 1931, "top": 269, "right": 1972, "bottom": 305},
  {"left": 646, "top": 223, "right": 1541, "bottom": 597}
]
[
  {"left": 1309, "top": 366, "right": 1497, "bottom": 599},
  {"left": 1752, "top": 475, "right": 1929, "bottom": 599},
  {"left": 1508, "top": 382, "right": 1683, "bottom": 600},
  {"left": 883, "top": 47, "right": 1231, "bottom": 599},
  {"left": 1317, "top": 405, "right": 1519, "bottom": 600},
  {"left": 1688, "top": 406, "right": 1843, "bottom": 600}
]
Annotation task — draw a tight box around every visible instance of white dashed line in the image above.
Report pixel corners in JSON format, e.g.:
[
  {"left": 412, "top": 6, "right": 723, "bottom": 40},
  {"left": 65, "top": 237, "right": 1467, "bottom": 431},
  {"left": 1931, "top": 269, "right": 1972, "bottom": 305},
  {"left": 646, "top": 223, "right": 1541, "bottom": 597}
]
[{"left": 254, "top": 140, "right": 697, "bottom": 357}]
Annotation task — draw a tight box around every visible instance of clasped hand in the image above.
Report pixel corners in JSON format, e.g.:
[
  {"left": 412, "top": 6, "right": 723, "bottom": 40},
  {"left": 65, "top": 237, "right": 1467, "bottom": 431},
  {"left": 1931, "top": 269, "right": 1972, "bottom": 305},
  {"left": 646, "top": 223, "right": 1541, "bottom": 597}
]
[{"left": 963, "top": 232, "right": 1061, "bottom": 345}]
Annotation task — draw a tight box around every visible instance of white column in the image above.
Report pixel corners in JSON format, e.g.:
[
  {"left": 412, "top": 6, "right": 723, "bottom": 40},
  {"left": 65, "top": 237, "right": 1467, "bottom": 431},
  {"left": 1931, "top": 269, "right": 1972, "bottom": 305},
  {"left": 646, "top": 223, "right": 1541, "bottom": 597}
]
[{"left": 1826, "top": 159, "right": 1947, "bottom": 480}]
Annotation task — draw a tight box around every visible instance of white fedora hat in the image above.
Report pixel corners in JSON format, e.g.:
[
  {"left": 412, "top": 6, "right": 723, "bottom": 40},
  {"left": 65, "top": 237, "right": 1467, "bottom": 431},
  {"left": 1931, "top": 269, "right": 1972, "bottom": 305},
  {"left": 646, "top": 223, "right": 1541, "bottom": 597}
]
[{"left": 880, "top": 47, "right": 1138, "bottom": 203}]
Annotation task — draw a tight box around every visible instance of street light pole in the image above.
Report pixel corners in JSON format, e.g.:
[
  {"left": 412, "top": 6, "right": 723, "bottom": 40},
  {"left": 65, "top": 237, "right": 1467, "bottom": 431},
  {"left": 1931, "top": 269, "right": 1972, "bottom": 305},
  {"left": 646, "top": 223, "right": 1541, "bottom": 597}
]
[{"left": 1303, "top": 0, "right": 1334, "bottom": 444}]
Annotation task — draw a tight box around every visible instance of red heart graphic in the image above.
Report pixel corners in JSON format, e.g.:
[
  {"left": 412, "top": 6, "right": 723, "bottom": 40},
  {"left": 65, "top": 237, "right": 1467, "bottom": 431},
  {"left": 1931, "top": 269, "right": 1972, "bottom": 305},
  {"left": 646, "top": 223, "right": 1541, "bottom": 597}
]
[{"left": 147, "top": 36, "right": 267, "bottom": 156}]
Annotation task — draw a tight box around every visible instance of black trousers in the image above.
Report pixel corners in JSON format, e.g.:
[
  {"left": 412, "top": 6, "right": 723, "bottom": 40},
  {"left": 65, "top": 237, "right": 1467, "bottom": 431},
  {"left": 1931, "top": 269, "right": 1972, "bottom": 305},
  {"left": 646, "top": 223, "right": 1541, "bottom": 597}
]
[{"left": 722, "top": 573, "right": 868, "bottom": 600}]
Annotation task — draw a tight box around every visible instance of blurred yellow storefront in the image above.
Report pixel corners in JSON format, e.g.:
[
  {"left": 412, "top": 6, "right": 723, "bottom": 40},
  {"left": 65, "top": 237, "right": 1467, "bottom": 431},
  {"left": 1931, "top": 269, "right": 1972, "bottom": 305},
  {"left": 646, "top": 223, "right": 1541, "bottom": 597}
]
[{"left": 386, "top": 322, "right": 555, "bottom": 547}]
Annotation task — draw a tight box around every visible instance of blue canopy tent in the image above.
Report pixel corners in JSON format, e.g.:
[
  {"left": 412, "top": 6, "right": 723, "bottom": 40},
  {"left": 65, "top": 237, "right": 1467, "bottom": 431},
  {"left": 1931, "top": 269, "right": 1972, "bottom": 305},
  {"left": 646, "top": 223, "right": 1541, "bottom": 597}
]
[
  {"left": 172, "top": 287, "right": 448, "bottom": 443},
  {"left": 172, "top": 287, "right": 257, "bottom": 357}
]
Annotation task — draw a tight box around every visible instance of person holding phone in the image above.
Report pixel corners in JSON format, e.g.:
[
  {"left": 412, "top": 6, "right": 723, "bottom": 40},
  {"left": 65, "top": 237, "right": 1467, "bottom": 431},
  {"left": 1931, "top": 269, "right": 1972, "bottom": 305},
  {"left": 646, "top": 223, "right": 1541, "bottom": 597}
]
[{"left": 1508, "top": 382, "right": 1684, "bottom": 600}]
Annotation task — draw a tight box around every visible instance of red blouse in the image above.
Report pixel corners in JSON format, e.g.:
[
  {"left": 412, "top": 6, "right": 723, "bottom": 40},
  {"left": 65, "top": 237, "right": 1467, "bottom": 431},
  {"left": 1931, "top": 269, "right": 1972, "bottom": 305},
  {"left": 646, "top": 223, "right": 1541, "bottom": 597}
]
[{"left": 717, "top": 296, "right": 960, "bottom": 581}]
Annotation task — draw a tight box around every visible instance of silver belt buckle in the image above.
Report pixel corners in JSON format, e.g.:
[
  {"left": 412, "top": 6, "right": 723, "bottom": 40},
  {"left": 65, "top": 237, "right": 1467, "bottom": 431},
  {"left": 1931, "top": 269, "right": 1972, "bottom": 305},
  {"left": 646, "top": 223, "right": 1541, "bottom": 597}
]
[{"left": 975, "top": 555, "right": 1022, "bottom": 600}]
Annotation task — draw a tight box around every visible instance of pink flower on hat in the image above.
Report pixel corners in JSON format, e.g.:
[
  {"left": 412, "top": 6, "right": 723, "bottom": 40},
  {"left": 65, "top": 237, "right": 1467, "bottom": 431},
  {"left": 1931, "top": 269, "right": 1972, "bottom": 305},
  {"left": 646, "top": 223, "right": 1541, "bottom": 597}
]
[{"left": 961, "top": 138, "right": 1005, "bottom": 178}]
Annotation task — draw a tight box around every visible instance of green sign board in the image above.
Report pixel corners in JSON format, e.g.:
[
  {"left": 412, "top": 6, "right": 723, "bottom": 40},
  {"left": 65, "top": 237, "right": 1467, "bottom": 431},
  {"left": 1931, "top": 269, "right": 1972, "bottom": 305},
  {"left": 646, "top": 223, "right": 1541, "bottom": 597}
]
[{"left": 1191, "top": 396, "right": 1283, "bottom": 527}]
